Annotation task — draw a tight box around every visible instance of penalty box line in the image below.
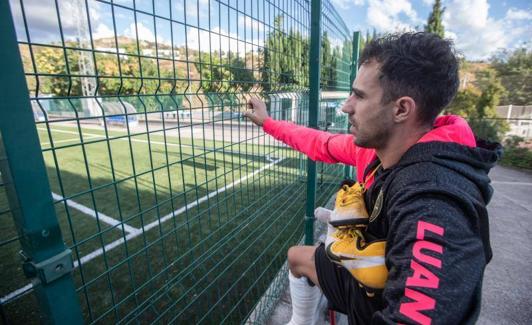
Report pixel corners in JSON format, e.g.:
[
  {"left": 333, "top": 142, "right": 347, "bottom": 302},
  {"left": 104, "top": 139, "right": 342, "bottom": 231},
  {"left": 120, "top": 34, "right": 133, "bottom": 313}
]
[
  {"left": 38, "top": 126, "right": 270, "bottom": 159},
  {"left": 1, "top": 157, "right": 284, "bottom": 305},
  {"left": 52, "top": 193, "right": 140, "bottom": 235},
  {"left": 37, "top": 127, "right": 200, "bottom": 148}
]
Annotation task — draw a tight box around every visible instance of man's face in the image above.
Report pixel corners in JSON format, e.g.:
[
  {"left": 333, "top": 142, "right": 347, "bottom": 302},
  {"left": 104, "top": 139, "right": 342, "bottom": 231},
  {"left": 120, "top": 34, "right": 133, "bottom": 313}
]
[{"left": 341, "top": 61, "right": 394, "bottom": 149}]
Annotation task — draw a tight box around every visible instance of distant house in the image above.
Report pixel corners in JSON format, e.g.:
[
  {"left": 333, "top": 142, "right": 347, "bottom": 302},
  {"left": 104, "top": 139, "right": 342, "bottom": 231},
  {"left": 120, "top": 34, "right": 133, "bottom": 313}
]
[
  {"left": 95, "top": 47, "right": 127, "bottom": 59},
  {"left": 497, "top": 105, "right": 532, "bottom": 139},
  {"left": 141, "top": 48, "right": 175, "bottom": 58}
]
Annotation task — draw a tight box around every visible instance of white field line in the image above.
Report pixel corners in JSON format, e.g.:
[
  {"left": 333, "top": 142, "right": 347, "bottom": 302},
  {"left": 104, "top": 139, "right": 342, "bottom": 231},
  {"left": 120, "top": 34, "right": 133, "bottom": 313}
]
[
  {"left": 38, "top": 127, "right": 269, "bottom": 155},
  {"left": 38, "top": 128, "right": 97, "bottom": 136},
  {"left": 41, "top": 134, "right": 101, "bottom": 146},
  {"left": 52, "top": 193, "right": 140, "bottom": 235},
  {"left": 0, "top": 285, "right": 32, "bottom": 305},
  {"left": 1, "top": 157, "right": 284, "bottom": 304},
  {"left": 37, "top": 127, "right": 194, "bottom": 148}
]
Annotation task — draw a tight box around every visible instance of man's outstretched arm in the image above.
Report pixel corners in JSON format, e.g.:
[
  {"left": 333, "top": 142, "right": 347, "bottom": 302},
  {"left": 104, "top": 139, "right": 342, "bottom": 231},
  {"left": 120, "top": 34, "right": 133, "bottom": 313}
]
[{"left": 244, "top": 98, "right": 359, "bottom": 166}]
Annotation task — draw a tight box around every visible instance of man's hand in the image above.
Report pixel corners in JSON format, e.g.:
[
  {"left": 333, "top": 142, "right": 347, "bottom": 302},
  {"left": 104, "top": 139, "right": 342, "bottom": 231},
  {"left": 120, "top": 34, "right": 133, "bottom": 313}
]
[{"left": 244, "top": 98, "right": 269, "bottom": 126}]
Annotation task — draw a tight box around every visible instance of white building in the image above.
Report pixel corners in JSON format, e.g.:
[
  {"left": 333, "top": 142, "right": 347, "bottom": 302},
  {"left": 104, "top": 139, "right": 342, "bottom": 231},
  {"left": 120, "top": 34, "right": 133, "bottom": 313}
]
[{"left": 496, "top": 105, "right": 532, "bottom": 139}]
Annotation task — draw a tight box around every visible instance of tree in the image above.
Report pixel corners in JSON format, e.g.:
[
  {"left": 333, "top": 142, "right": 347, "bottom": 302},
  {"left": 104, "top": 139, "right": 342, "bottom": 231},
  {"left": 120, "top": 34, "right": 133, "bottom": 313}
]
[
  {"left": 425, "top": 0, "right": 445, "bottom": 38},
  {"left": 261, "top": 16, "right": 309, "bottom": 91},
  {"left": 321, "top": 32, "right": 337, "bottom": 89},
  {"left": 491, "top": 48, "right": 532, "bottom": 105},
  {"left": 444, "top": 88, "right": 479, "bottom": 117},
  {"left": 446, "top": 68, "right": 509, "bottom": 140},
  {"left": 197, "top": 51, "right": 231, "bottom": 93},
  {"left": 227, "top": 56, "right": 255, "bottom": 92},
  {"left": 361, "top": 29, "right": 380, "bottom": 53},
  {"left": 474, "top": 69, "right": 506, "bottom": 118},
  {"left": 35, "top": 47, "right": 81, "bottom": 96}
]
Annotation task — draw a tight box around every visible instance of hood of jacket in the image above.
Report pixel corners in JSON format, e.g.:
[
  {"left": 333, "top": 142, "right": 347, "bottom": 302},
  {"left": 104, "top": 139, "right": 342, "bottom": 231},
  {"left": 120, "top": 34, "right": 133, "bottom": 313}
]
[{"left": 396, "top": 115, "right": 502, "bottom": 203}]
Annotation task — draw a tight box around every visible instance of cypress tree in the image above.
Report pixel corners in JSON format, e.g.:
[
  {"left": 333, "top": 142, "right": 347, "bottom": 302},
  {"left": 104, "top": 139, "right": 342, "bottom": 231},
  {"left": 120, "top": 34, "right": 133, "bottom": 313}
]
[{"left": 425, "top": 0, "right": 445, "bottom": 38}]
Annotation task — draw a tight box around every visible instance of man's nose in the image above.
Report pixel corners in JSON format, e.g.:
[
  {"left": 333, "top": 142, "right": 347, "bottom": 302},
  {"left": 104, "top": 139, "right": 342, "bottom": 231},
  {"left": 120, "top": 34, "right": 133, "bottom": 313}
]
[{"left": 341, "top": 97, "right": 355, "bottom": 114}]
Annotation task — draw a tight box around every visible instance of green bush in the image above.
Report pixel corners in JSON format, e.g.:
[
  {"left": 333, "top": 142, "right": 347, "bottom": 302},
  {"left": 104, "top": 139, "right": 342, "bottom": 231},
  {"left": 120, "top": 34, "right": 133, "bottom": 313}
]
[{"left": 500, "top": 136, "right": 532, "bottom": 170}]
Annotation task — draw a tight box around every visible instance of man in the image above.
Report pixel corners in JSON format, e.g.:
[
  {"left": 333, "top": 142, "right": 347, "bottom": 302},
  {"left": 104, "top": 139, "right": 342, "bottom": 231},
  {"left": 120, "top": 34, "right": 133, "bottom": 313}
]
[{"left": 244, "top": 32, "right": 500, "bottom": 324}]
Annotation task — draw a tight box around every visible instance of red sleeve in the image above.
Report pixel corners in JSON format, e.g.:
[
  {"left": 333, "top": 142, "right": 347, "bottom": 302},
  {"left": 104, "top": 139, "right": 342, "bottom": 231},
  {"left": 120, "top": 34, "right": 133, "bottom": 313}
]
[{"left": 262, "top": 118, "right": 358, "bottom": 166}]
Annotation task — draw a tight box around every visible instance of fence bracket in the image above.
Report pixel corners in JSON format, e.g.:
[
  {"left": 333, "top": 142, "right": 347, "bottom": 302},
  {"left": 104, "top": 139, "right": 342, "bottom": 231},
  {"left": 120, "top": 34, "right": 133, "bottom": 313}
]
[{"left": 21, "top": 249, "right": 74, "bottom": 285}]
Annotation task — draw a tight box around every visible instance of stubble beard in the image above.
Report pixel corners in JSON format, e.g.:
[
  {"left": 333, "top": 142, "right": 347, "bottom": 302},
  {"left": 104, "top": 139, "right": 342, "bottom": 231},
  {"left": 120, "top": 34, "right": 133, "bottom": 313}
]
[{"left": 354, "top": 125, "right": 390, "bottom": 149}]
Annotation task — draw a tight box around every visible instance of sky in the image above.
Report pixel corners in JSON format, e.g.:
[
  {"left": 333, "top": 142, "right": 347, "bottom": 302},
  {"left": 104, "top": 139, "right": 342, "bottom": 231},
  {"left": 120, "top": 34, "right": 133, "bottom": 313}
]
[
  {"left": 8, "top": 0, "right": 531, "bottom": 61},
  {"left": 9, "top": 0, "right": 268, "bottom": 56},
  {"left": 331, "top": 0, "right": 531, "bottom": 60}
]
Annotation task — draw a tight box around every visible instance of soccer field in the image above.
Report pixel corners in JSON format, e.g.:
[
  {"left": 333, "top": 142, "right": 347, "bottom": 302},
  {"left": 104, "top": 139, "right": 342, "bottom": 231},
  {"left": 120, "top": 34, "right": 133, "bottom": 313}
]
[{"left": 1, "top": 120, "right": 344, "bottom": 323}]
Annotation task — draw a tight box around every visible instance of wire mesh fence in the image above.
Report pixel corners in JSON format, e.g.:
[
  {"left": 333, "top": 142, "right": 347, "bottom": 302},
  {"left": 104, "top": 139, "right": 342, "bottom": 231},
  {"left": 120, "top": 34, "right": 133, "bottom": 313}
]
[{"left": 1, "top": 0, "right": 354, "bottom": 323}]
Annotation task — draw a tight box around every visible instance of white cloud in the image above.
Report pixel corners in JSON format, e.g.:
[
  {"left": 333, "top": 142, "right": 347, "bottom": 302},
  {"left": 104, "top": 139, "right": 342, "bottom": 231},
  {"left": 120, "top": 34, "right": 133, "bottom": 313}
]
[
  {"left": 93, "top": 23, "right": 114, "bottom": 39},
  {"left": 183, "top": 27, "right": 263, "bottom": 55},
  {"left": 443, "top": 0, "right": 528, "bottom": 59},
  {"left": 366, "top": 0, "right": 420, "bottom": 32},
  {"left": 9, "top": 0, "right": 84, "bottom": 43},
  {"left": 421, "top": 0, "right": 433, "bottom": 6},
  {"left": 505, "top": 8, "right": 532, "bottom": 20},
  {"left": 124, "top": 22, "right": 167, "bottom": 44},
  {"left": 330, "top": 0, "right": 365, "bottom": 9},
  {"left": 238, "top": 16, "right": 266, "bottom": 32},
  {"left": 444, "top": 0, "right": 490, "bottom": 30},
  {"left": 444, "top": 30, "right": 458, "bottom": 41},
  {"left": 331, "top": 0, "right": 356, "bottom": 9},
  {"left": 186, "top": 27, "right": 236, "bottom": 53},
  {"left": 237, "top": 16, "right": 266, "bottom": 44},
  {"left": 88, "top": 2, "right": 101, "bottom": 22},
  {"left": 173, "top": 0, "right": 209, "bottom": 19}
]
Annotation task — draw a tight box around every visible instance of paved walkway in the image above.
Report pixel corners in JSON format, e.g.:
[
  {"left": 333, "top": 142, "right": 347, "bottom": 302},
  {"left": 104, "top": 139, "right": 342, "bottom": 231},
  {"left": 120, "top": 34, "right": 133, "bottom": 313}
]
[
  {"left": 478, "top": 166, "right": 532, "bottom": 324},
  {"left": 267, "top": 165, "right": 532, "bottom": 324}
]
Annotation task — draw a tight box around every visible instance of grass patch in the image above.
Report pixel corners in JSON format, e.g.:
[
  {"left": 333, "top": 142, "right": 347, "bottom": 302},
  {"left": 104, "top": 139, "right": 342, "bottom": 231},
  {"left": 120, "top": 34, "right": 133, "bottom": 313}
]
[{"left": 1, "top": 122, "right": 344, "bottom": 324}]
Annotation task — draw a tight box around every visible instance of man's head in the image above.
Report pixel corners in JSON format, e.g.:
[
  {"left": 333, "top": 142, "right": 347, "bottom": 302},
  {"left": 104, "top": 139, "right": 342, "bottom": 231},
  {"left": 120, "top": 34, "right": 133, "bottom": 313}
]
[{"left": 342, "top": 32, "right": 459, "bottom": 149}]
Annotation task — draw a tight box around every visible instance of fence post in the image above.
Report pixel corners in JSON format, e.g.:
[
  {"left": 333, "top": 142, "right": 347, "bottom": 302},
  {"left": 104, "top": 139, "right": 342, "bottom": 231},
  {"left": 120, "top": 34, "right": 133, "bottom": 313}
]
[
  {"left": 343, "top": 31, "right": 360, "bottom": 180},
  {"left": 305, "top": 0, "right": 322, "bottom": 245},
  {"left": 0, "top": 1, "right": 83, "bottom": 323}
]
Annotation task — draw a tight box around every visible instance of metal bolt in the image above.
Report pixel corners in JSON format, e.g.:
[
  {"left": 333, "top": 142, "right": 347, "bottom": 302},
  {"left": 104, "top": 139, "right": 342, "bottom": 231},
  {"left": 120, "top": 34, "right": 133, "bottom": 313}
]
[{"left": 41, "top": 229, "right": 49, "bottom": 237}]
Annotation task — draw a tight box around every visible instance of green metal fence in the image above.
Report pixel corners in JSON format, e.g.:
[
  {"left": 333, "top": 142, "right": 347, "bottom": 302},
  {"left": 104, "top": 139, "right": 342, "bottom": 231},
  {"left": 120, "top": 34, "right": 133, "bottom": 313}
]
[{"left": 0, "top": 0, "right": 355, "bottom": 323}]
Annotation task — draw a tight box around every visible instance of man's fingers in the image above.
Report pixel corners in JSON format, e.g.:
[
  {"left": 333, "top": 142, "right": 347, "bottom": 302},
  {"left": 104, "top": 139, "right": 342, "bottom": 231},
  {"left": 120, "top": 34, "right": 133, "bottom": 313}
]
[
  {"left": 247, "top": 97, "right": 265, "bottom": 111},
  {"left": 247, "top": 99, "right": 257, "bottom": 111},
  {"left": 244, "top": 98, "right": 267, "bottom": 126}
]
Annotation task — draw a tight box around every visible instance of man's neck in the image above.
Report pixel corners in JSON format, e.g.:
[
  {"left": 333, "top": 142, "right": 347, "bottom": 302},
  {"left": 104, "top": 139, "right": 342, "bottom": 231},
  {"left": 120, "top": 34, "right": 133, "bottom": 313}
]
[{"left": 376, "top": 126, "right": 432, "bottom": 169}]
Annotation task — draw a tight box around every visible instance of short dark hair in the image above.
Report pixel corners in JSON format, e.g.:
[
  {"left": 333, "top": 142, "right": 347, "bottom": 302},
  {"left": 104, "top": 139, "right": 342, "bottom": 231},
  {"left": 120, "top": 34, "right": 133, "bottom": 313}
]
[{"left": 360, "top": 32, "right": 459, "bottom": 125}]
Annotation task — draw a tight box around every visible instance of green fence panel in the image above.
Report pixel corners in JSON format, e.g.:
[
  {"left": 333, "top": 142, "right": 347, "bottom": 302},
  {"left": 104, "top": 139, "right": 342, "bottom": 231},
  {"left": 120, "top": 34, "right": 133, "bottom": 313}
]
[
  {"left": 1, "top": 0, "right": 354, "bottom": 323},
  {"left": 305, "top": 0, "right": 322, "bottom": 246},
  {"left": 0, "top": 0, "right": 83, "bottom": 323}
]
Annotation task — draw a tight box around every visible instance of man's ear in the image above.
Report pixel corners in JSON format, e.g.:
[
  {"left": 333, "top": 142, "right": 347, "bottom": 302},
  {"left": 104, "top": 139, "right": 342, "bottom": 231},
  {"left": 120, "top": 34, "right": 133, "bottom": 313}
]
[{"left": 392, "top": 96, "right": 416, "bottom": 123}]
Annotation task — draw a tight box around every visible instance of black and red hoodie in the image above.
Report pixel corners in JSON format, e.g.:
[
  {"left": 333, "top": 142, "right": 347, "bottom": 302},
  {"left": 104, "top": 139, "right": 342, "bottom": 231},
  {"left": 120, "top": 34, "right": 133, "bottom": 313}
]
[{"left": 263, "top": 115, "right": 501, "bottom": 324}]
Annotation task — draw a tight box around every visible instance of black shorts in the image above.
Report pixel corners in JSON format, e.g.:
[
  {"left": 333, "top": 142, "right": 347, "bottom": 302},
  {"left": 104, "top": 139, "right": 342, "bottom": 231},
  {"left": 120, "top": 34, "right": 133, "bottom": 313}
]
[{"left": 314, "top": 243, "right": 384, "bottom": 324}]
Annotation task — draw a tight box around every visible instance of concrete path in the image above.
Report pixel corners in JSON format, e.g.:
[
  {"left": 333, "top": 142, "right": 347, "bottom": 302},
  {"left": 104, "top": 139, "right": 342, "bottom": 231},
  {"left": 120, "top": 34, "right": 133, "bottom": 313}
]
[
  {"left": 478, "top": 166, "right": 532, "bottom": 324},
  {"left": 267, "top": 165, "right": 532, "bottom": 324}
]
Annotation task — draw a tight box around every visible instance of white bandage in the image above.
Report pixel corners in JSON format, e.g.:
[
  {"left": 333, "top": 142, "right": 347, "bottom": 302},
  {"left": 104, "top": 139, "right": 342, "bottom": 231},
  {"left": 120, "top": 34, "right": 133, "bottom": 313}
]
[{"left": 286, "top": 270, "right": 321, "bottom": 325}]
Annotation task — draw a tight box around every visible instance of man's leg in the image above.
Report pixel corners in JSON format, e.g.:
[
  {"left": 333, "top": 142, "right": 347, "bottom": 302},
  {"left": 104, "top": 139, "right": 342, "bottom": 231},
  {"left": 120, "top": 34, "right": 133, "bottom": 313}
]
[
  {"left": 287, "top": 245, "right": 320, "bottom": 285},
  {"left": 285, "top": 245, "right": 321, "bottom": 325}
]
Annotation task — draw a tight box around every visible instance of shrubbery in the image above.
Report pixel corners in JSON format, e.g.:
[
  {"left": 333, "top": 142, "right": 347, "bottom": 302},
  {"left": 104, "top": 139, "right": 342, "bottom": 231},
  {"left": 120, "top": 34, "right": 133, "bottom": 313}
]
[{"left": 500, "top": 136, "right": 532, "bottom": 170}]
